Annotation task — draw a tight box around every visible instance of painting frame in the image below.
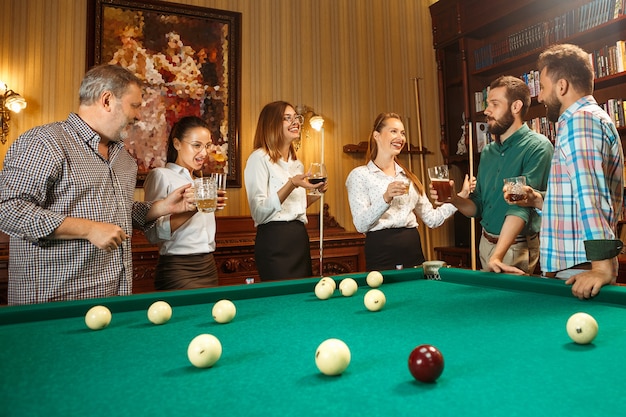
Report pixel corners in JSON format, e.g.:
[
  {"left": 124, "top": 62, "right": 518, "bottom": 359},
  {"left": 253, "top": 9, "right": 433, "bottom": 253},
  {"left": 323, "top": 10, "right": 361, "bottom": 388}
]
[{"left": 87, "top": 0, "right": 241, "bottom": 187}]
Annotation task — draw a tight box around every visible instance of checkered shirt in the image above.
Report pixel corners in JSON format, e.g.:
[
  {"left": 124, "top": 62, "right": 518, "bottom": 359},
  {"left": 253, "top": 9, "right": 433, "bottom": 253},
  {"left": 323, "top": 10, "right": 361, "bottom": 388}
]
[
  {"left": 540, "top": 96, "right": 624, "bottom": 272},
  {"left": 0, "top": 113, "right": 152, "bottom": 304}
]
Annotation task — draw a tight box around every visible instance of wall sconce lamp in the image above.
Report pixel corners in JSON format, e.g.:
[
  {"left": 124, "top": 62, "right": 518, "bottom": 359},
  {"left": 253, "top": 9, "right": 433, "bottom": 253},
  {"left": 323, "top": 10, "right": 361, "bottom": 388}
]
[{"left": 0, "top": 81, "right": 27, "bottom": 144}]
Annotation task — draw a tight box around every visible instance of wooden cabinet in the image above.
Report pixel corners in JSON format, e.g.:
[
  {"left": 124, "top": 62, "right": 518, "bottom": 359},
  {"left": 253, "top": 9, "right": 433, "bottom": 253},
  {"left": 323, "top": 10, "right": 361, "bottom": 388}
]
[
  {"left": 434, "top": 246, "right": 473, "bottom": 268},
  {"left": 107, "top": 207, "right": 367, "bottom": 293},
  {"left": 430, "top": 0, "right": 626, "bottom": 252}
]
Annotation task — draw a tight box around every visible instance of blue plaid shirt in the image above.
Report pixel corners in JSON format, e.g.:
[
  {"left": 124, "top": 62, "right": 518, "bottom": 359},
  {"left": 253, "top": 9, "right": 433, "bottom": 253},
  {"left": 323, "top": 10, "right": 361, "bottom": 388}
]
[{"left": 540, "top": 96, "right": 624, "bottom": 272}]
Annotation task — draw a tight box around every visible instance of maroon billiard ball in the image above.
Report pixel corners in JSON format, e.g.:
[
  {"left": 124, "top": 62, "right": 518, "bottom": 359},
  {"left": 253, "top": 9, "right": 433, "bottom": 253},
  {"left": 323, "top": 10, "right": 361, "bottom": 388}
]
[{"left": 408, "top": 344, "right": 444, "bottom": 383}]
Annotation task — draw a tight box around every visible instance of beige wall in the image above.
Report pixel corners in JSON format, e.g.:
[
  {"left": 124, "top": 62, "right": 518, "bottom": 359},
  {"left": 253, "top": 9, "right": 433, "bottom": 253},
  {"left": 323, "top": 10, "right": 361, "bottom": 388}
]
[{"left": 0, "top": 0, "right": 453, "bottom": 256}]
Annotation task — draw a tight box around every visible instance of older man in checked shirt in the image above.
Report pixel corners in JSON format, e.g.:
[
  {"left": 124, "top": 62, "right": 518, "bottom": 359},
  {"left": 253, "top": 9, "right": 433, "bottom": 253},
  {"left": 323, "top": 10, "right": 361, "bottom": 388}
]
[
  {"left": 503, "top": 44, "right": 624, "bottom": 300},
  {"left": 0, "top": 65, "right": 196, "bottom": 305}
]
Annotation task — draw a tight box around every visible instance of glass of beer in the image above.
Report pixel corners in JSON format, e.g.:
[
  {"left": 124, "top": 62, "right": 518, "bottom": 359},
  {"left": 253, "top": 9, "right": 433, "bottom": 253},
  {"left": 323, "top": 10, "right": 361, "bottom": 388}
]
[
  {"left": 193, "top": 177, "right": 217, "bottom": 213},
  {"left": 503, "top": 176, "right": 526, "bottom": 202},
  {"left": 428, "top": 165, "right": 452, "bottom": 202},
  {"left": 208, "top": 173, "right": 227, "bottom": 191},
  {"left": 208, "top": 173, "right": 227, "bottom": 210}
]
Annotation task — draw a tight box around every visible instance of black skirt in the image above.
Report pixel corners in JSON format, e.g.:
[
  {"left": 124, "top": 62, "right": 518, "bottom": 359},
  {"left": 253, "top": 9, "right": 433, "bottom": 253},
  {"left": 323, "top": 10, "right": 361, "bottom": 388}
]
[
  {"left": 255, "top": 220, "right": 313, "bottom": 281},
  {"left": 155, "top": 253, "right": 219, "bottom": 290},
  {"left": 365, "top": 227, "right": 425, "bottom": 271}
]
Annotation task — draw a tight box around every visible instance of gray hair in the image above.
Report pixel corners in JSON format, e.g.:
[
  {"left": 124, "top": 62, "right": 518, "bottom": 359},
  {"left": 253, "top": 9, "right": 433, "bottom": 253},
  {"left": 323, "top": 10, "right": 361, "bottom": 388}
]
[{"left": 79, "top": 64, "right": 141, "bottom": 105}]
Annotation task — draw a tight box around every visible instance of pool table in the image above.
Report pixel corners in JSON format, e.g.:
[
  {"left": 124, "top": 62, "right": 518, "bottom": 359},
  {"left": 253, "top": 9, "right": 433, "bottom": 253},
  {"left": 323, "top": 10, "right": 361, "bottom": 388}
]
[{"left": 1, "top": 267, "right": 626, "bottom": 416}]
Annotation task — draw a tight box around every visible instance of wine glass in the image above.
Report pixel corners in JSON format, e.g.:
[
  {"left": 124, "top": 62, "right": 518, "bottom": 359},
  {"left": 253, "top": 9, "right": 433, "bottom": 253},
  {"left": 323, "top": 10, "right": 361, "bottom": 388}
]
[{"left": 308, "top": 163, "right": 327, "bottom": 195}]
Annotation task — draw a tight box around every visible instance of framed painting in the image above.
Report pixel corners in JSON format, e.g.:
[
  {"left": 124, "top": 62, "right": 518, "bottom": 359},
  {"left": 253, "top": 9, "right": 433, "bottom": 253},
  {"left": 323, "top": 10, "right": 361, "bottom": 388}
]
[{"left": 87, "top": 0, "right": 241, "bottom": 187}]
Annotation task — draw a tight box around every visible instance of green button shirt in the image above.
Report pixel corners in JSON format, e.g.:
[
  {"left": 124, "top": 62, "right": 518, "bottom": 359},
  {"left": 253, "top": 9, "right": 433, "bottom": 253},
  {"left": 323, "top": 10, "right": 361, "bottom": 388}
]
[{"left": 470, "top": 124, "right": 553, "bottom": 236}]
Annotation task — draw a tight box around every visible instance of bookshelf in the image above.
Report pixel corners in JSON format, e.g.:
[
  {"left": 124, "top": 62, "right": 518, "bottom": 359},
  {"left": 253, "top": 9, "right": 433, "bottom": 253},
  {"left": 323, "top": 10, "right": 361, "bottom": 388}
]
[{"left": 429, "top": 0, "right": 626, "bottom": 257}]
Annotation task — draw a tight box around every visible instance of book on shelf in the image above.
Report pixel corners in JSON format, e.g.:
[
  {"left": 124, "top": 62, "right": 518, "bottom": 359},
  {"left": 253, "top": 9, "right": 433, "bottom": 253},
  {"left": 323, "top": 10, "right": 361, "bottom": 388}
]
[
  {"left": 616, "top": 40, "right": 626, "bottom": 72},
  {"left": 589, "top": 40, "right": 626, "bottom": 78},
  {"left": 474, "top": 87, "right": 489, "bottom": 113},
  {"left": 610, "top": 0, "right": 621, "bottom": 18},
  {"left": 527, "top": 117, "right": 556, "bottom": 143},
  {"left": 602, "top": 98, "right": 626, "bottom": 128},
  {"left": 473, "top": 0, "right": 625, "bottom": 72}
]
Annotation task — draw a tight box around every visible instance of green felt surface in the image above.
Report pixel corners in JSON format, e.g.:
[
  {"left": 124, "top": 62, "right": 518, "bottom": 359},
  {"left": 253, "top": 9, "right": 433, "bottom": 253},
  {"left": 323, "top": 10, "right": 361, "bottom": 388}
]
[{"left": 1, "top": 268, "right": 626, "bottom": 416}]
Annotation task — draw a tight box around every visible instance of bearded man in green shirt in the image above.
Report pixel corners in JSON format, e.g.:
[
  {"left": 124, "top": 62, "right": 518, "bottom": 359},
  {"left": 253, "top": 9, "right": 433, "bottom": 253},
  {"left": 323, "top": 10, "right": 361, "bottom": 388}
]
[{"left": 432, "top": 75, "right": 553, "bottom": 274}]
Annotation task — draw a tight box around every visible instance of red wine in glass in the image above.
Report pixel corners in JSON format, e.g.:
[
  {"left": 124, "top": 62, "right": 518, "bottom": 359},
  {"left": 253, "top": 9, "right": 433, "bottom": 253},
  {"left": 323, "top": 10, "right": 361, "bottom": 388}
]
[{"left": 309, "top": 163, "right": 327, "bottom": 194}]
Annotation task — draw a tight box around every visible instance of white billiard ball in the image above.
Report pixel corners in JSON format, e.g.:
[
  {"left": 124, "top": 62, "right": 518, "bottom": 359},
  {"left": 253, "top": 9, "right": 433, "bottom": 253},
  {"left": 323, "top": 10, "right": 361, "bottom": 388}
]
[
  {"left": 147, "top": 300, "right": 172, "bottom": 325},
  {"left": 366, "top": 271, "right": 384, "bottom": 288},
  {"left": 566, "top": 312, "right": 598, "bottom": 344},
  {"left": 315, "top": 338, "right": 351, "bottom": 376},
  {"left": 339, "top": 278, "right": 358, "bottom": 297},
  {"left": 85, "top": 305, "right": 112, "bottom": 330},
  {"left": 319, "top": 277, "right": 337, "bottom": 292},
  {"left": 187, "top": 334, "right": 222, "bottom": 368},
  {"left": 212, "top": 299, "right": 237, "bottom": 324},
  {"left": 315, "top": 281, "right": 334, "bottom": 300},
  {"left": 364, "top": 289, "right": 386, "bottom": 312}
]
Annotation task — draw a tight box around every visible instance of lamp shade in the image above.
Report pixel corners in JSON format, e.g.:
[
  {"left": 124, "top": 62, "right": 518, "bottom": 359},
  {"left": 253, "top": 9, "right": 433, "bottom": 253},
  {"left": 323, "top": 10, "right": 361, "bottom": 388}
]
[
  {"left": 309, "top": 115, "right": 324, "bottom": 132},
  {"left": 4, "top": 92, "right": 27, "bottom": 113}
]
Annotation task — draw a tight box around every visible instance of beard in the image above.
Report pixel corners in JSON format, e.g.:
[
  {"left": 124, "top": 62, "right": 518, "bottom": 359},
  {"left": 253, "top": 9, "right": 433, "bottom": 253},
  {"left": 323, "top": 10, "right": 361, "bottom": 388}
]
[
  {"left": 543, "top": 93, "right": 561, "bottom": 123},
  {"left": 112, "top": 110, "right": 137, "bottom": 142},
  {"left": 116, "top": 128, "right": 129, "bottom": 142},
  {"left": 486, "top": 109, "right": 515, "bottom": 140}
]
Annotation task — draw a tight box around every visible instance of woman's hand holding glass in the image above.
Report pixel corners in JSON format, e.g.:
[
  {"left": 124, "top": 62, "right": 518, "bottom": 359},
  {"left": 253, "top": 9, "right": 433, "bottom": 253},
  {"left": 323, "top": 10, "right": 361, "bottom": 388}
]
[
  {"left": 307, "top": 163, "right": 328, "bottom": 195},
  {"left": 290, "top": 173, "right": 327, "bottom": 193},
  {"left": 384, "top": 179, "right": 409, "bottom": 203}
]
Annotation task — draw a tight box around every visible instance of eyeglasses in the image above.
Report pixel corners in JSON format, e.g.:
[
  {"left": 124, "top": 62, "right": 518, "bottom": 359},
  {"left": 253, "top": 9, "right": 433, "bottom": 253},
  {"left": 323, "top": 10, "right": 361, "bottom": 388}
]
[
  {"left": 182, "top": 140, "right": 211, "bottom": 152},
  {"left": 283, "top": 114, "right": 304, "bottom": 125}
]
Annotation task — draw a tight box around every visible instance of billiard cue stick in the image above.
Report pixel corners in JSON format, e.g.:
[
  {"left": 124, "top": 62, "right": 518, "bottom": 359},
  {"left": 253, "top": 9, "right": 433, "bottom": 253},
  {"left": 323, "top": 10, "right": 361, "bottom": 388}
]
[
  {"left": 412, "top": 77, "right": 432, "bottom": 259},
  {"left": 468, "top": 121, "right": 477, "bottom": 270},
  {"left": 406, "top": 116, "right": 413, "bottom": 172},
  {"left": 320, "top": 126, "right": 325, "bottom": 277}
]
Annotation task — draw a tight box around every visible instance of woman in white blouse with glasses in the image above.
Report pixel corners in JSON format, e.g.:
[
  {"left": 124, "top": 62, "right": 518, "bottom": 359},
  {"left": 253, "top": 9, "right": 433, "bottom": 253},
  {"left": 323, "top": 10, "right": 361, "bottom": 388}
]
[{"left": 244, "top": 101, "right": 327, "bottom": 281}]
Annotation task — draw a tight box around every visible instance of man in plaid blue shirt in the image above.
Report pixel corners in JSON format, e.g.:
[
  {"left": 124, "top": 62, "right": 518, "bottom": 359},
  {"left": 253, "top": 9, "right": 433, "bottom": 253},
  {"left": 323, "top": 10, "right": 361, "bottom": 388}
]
[
  {"left": 0, "top": 65, "right": 196, "bottom": 305},
  {"left": 504, "top": 44, "right": 624, "bottom": 300}
]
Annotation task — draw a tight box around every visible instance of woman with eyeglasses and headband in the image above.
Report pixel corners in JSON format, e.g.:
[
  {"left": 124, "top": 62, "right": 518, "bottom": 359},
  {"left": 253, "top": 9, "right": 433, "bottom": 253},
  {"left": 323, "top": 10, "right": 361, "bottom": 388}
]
[
  {"left": 244, "top": 101, "right": 327, "bottom": 281},
  {"left": 346, "top": 112, "right": 473, "bottom": 271},
  {"left": 144, "top": 116, "right": 226, "bottom": 290}
]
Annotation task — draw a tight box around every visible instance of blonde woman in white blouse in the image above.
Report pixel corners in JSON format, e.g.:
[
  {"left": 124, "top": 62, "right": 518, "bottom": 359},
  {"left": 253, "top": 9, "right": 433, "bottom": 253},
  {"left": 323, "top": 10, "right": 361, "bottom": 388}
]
[
  {"left": 244, "top": 101, "right": 327, "bottom": 281},
  {"left": 346, "top": 112, "right": 471, "bottom": 271}
]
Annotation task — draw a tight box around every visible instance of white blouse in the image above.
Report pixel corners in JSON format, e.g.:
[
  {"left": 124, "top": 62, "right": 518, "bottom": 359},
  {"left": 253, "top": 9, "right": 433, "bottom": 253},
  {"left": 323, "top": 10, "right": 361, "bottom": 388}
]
[
  {"left": 244, "top": 149, "right": 308, "bottom": 227},
  {"left": 143, "top": 163, "right": 216, "bottom": 255},
  {"left": 345, "top": 160, "right": 457, "bottom": 233}
]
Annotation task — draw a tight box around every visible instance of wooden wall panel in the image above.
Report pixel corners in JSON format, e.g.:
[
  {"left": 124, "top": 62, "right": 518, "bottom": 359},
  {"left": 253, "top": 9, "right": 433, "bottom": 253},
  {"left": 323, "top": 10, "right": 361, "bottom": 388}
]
[{"left": 0, "top": 0, "right": 454, "bottom": 257}]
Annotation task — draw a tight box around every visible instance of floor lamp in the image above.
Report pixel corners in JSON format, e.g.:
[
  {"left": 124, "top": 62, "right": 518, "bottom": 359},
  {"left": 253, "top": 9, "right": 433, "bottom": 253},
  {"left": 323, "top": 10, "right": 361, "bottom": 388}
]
[{"left": 310, "top": 115, "right": 325, "bottom": 276}]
